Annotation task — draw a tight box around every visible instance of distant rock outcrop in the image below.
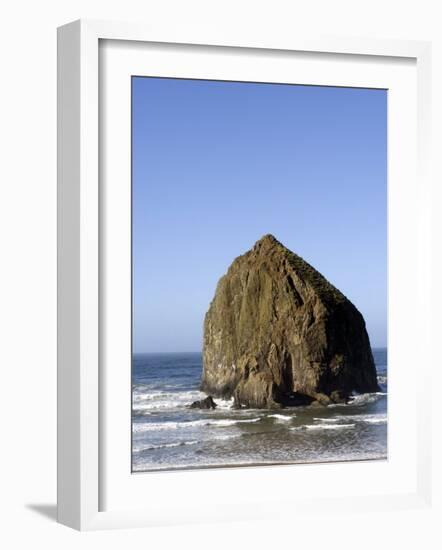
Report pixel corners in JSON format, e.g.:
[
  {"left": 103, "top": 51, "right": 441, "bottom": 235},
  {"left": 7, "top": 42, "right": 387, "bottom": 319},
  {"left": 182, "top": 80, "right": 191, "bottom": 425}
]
[{"left": 201, "top": 235, "right": 379, "bottom": 408}]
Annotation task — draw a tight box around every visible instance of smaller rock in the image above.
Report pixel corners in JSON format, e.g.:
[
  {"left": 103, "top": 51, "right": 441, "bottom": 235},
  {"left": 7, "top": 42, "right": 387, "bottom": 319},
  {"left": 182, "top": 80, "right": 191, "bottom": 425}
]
[
  {"left": 313, "top": 393, "right": 332, "bottom": 406},
  {"left": 330, "top": 390, "right": 349, "bottom": 404},
  {"left": 189, "top": 396, "right": 217, "bottom": 409},
  {"left": 309, "top": 400, "right": 325, "bottom": 408}
]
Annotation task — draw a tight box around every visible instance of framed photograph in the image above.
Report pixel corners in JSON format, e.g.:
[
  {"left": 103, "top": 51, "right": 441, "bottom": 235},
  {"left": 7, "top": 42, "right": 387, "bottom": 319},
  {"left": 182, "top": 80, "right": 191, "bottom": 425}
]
[
  {"left": 57, "top": 20, "right": 432, "bottom": 530},
  {"left": 130, "top": 76, "right": 388, "bottom": 473}
]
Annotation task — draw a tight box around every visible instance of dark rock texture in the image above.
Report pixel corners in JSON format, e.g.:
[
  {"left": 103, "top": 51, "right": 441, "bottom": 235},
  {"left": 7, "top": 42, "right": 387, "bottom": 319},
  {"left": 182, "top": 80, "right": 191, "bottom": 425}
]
[
  {"left": 189, "top": 396, "right": 217, "bottom": 409},
  {"left": 201, "top": 235, "right": 379, "bottom": 408}
]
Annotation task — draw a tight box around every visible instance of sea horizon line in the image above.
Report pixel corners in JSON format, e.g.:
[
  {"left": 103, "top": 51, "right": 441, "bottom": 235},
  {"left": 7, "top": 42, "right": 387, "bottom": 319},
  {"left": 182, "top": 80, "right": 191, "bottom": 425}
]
[{"left": 133, "top": 346, "right": 387, "bottom": 355}]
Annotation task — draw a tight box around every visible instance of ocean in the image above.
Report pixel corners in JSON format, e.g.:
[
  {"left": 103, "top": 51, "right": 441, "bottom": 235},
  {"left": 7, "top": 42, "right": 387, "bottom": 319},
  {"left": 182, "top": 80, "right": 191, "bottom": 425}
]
[{"left": 132, "top": 348, "right": 387, "bottom": 472}]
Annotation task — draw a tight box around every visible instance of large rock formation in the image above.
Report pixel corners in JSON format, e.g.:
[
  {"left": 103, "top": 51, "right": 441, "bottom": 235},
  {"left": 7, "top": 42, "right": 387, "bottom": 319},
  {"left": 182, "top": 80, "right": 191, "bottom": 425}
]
[{"left": 201, "top": 235, "right": 379, "bottom": 408}]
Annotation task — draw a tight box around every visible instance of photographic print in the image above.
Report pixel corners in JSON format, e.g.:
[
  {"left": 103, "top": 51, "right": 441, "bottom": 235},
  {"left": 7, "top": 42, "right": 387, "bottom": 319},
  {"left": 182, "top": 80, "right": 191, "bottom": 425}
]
[{"left": 131, "top": 77, "right": 387, "bottom": 472}]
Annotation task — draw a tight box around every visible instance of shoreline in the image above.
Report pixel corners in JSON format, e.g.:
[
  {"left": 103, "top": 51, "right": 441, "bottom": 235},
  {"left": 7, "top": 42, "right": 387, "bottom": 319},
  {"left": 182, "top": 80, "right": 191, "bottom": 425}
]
[{"left": 132, "top": 454, "right": 388, "bottom": 474}]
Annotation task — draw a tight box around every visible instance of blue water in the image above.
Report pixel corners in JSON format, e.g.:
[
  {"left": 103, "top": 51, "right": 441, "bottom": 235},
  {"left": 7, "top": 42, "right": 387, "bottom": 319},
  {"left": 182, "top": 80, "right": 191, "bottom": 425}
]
[{"left": 132, "top": 349, "right": 387, "bottom": 472}]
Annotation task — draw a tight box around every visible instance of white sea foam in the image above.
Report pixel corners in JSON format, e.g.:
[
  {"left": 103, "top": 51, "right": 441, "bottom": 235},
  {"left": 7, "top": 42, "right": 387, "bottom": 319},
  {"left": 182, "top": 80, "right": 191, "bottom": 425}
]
[
  {"left": 133, "top": 417, "right": 261, "bottom": 433},
  {"left": 133, "top": 422, "right": 181, "bottom": 432},
  {"left": 359, "top": 414, "right": 387, "bottom": 424},
  {"left": 215, "top": 397, "right": 235, "bottom": 410},
  {"left": 132, "top": 389, "right": 202, "bottom": 403},
  {"left": 268, "top": 414, "right": 293, "bottom": 421},
  {"left": 313, "top": 417, "right": 341, "bottom": 423},
  {"left": 348, "top": 392, "right": 387, "bottom": 405},
  {"left": 132, "top": 389, "right": 205, "bottom": 412},
  {"left": 314, "top": 413, "right": 387, "bottom": 425},
  {"left": 132, "top": 389, "right": 235, "bottom": 412},
  {"left": 377, "top": 375, "right": 388, "bottom": 384},
  {"left": 305, "top": 423, "right": 356, "bottom": 431}
]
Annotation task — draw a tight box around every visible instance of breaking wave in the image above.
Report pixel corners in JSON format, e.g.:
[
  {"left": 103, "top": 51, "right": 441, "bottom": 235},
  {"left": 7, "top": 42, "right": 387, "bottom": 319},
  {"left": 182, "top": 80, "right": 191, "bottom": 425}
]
[
  {"left": 348, "top": 392, "right": 387, "bottom": 405},
  {"left": 313, "top": 413, "right": 387, "bottom": 425},
  {"left": 132, "top": 388, "right": 234, "bottom": 413},
  {"left": 304, "top": 423, "right": 356, "bottom": 431},
  {"left": 133, "top": 417, "right": 261, "bottom": 433},
  {"left": 268, "top": 414, "right": 294, "bottom": 422}
]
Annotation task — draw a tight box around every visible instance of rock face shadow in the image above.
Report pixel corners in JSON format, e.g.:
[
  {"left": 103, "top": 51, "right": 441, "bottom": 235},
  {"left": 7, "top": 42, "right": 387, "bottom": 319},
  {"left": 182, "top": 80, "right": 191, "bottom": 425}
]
[{"left": 26, "top": 503, "right": 57, "bottom": 522}]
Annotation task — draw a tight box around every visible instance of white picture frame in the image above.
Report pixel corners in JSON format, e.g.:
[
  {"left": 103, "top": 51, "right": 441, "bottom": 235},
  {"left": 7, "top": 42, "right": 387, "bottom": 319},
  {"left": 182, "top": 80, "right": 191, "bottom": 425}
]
[{"left": 57, "top": 19, "right": 433, "bottom": 531}]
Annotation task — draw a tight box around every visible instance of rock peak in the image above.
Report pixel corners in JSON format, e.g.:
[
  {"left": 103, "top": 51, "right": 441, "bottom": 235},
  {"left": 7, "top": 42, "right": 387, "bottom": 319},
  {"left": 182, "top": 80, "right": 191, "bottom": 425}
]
[
  {"left": 256, "top": 233, "right": 279, "bottom": 244},
  {"left": 253, "top": 233, "right": 283, "bottom": 250}
]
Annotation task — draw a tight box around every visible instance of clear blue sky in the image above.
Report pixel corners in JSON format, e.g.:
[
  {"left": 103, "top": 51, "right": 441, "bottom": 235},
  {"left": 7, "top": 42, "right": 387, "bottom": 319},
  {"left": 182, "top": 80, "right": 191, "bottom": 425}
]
[{"left": 132, "top": 77, "right": 387, "bottom": 352}]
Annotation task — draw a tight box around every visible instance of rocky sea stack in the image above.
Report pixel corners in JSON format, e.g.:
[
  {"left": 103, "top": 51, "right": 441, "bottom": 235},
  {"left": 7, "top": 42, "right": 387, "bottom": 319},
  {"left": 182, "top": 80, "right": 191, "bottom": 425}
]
[{"left": 201, "top": 235, "right": 379, "bottom": 408}]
